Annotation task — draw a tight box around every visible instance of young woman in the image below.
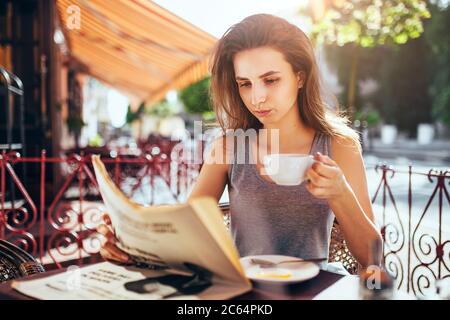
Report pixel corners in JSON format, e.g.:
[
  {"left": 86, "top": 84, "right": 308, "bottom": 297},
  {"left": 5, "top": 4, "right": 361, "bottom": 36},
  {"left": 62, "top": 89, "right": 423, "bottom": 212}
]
[{"left": 98, "top": 14, "right": 382, "bottom": 268}]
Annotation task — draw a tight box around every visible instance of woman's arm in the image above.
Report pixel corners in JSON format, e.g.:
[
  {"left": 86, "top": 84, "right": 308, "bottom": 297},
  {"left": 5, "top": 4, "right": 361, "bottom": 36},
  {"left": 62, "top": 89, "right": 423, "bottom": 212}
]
[
  {"left": 306, "top": 137, "right": 382, "bottom": 267},
  {"left": 97, "top": 137, "right": 230, "bottom": 263},
  {"left": 187, "top": 137, "right": 230, "bottom": 202}
]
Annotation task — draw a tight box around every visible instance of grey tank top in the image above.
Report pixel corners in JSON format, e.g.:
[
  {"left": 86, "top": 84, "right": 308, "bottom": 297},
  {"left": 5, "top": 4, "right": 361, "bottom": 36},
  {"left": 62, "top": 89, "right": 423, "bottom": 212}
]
[{"left": 227, "top": 132, "right": 335, "bottom": 264}]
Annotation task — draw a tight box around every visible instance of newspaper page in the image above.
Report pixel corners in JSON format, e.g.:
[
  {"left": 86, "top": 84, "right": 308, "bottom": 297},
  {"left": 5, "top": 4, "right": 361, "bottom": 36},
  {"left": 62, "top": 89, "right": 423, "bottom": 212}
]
[
  {"left": 12, "top": 155, "right": 251, "bottom": 300},
  {"left": 12, "top": 262, "right": 248, "bottom": 300},
  {"left": 91, "top": 155, "right": 249, "bottom": 286}
]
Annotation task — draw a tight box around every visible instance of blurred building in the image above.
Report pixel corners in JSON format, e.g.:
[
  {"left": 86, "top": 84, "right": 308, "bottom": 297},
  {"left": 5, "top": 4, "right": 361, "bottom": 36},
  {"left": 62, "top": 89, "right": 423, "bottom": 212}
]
[{"left": 0, "top": 0, "right": 216, "bottom": 197}]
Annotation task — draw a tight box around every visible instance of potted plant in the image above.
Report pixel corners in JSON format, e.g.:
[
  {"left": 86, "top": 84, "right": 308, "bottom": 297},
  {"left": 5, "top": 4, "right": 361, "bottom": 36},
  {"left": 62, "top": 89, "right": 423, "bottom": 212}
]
[
  {"left": 66, "top": 113, "right": 86, "bottom": 150},
  {"left": 355, "top": 109, "right": 380, "bottom": 151},
  {"left": 146, "top": 100, "right": 184, "bottom": 139},
  {"left": 380, "top": 108, "right": 397, "bottom": 145},
  {"left": 125, "top": 102, "right": 146, "bottom": 140},
  {"left": 417, "top": 123, "right": 435, "bottom": 145},
  {"left": 381, "top": 122, "right": 397, "bottom": 145}
]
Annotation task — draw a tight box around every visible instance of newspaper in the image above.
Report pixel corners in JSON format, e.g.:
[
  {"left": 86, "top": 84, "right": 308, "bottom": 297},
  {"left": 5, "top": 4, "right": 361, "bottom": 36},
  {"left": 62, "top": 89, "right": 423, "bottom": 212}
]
[{"left": 12, "top": 155, "right": 251, "bottom": 300}]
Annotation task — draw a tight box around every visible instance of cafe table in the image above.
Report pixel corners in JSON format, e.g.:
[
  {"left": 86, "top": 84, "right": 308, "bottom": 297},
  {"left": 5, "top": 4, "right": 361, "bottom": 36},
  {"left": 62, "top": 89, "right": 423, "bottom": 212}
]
[{"left": 0, "top": 258, "right": 346, "bottom": 300}]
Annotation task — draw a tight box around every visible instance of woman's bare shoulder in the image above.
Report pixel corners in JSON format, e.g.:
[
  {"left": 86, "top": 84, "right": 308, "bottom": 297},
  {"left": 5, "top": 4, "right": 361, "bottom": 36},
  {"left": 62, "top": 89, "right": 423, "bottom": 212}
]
[
  {"left": 331, "top": 135, "right": 362, "bottom": 158},
  {"left": 330, "top": 135, "right": 363, "bottom": 171}
]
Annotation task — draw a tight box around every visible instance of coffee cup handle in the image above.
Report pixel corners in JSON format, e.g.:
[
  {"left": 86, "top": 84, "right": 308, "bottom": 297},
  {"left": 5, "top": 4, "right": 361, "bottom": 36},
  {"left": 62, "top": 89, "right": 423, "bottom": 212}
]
[
  {"left": 303, "top": 157, "right": 317, "bottom": 181},
  {"left": 263, "top": 157, "right": 271, "bottom": 167}
]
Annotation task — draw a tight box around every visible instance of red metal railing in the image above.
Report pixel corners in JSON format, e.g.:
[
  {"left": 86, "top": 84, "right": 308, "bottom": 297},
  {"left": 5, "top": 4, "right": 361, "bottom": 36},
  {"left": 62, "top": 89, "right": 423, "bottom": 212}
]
[
  {"left": 0, "top": 144, "right": 202, "bottom": 268},
  {"left": 370, "top": 164, "right": 449, "bottom": 297},
  {"left": 0, "top": 149, "right": 448, "bottom": 297}
]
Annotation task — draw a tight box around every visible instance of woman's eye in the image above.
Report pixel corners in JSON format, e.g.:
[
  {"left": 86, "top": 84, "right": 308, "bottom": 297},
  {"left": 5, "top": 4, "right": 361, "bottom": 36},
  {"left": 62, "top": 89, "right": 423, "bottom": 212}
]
[
  {"left": 238, "top": 82, "right": 251, "bottom": 88},
  {"left": 264, "top": 78, "right": 279, "bottom": 85}
]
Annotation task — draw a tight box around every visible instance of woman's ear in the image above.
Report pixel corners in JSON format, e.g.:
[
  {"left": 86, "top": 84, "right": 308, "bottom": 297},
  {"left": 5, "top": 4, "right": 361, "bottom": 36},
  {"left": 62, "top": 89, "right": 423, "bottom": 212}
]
[{"left": 297, "top": 71, "right": 306, "bottom": 89}]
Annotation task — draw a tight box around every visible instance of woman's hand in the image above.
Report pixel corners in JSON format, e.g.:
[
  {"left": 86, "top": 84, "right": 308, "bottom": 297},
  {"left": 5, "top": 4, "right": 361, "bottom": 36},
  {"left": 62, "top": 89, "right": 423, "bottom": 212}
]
[
  {"left": 305, "top": 152, "right": 350, "bottom": 202},
  {"left": 97, "top": 213, "right": 131, "bottom": 263}
]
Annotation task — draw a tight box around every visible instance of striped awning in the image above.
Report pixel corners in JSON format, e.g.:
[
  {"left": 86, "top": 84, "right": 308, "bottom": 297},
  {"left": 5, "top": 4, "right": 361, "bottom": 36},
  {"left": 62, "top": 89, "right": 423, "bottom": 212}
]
[{"left": 56, "top": 0, "right": 217, "bottom": 104}]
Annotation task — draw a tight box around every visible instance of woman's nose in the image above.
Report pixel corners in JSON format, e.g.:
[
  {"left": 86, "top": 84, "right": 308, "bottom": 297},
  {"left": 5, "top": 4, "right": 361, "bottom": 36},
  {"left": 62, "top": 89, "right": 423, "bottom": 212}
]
[{"left": 251, "top": 84, "right": 267, "bottom": 107}]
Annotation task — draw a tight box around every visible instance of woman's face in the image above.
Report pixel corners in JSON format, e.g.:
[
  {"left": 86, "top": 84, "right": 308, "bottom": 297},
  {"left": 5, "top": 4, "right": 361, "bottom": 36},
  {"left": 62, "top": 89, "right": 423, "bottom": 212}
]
[{"left": 233, "top": 46, "right": 304, "bottom": 127}]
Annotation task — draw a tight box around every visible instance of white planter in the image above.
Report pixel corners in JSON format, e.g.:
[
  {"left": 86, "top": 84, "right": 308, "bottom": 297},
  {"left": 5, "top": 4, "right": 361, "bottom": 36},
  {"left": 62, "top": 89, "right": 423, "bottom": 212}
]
[
  {"left": 417, "top": 123, "right": 435, "bottom": 145},
  {"left": 362, "top": 128, "right": 369, "bottom": 147},
  {"left": 381, "top": 125, "right": 397, "bottom": 145},
  {"left": 159, "top": 116, "right": 187, "bottom": 139},
  {"left": 141, "top": 116, "right": 160, "bottom": 137}
]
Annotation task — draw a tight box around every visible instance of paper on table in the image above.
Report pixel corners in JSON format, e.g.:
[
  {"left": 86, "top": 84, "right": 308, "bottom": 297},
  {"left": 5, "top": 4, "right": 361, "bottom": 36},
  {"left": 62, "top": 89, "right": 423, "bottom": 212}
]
[
  {"left": 313, "top": 276, "right": 360, "bottom": 300},
  {"left": 12, "top": 262, "right": 248, "bottom": 300},
  {"left": 313, "top": 276, "right": 416, "bottom": 300}
]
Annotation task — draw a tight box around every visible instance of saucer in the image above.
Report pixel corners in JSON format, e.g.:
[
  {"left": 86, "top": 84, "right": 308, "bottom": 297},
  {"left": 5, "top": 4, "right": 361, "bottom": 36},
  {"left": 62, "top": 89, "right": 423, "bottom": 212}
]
[{"left": 240, "top": 255, "right": 320, "bottom": 284}]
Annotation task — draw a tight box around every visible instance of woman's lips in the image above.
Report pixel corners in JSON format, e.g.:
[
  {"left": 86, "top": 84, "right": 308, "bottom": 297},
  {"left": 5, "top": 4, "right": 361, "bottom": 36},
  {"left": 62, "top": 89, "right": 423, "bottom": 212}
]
[{"left": 254, "top": 110, "right": 272, "bottom": 117}]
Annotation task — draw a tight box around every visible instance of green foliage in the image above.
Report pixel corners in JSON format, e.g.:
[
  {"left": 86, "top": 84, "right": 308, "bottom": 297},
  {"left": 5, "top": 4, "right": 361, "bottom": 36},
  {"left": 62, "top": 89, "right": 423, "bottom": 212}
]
[
  {"left": 179, "top": 77, "right": 213, "bottom": 115},
  {"left": 376, "top": 37, "right": 432, "bottom": 130},
  {"left": 89, "top": 133, "right": 104, "bottom": 147},
  {"left": 424, "top": 2, "right": 450, "bottom": 127},
  {"left": 202, "top": 111, "right": 217, "bottom": 122},
  {"left": 66, "top": 114, "right": 86, "bottom": 134},
  {"left": 125, "top": 102, "right": 146, "bottom": 125},
  {"left": 322, "top": 2, "right": 450, "bottom": 134},
  {"left": 326, "top": 34, "right": 433, "bottom": 134},
  {"left": 323, "top": 44, "right": 381, "bottom": 107},
  {"left": 431, "top": 87, "right": 450, "bottom": 126},
  {"left": 308, "top": 0, "right": 449, "bottom": 134},
  {"left": 355, "top": 109, "right": 381, "bottom": 127},
  {"left": 311, "top": 0, "right": 431, "bottom": 47},
  {"left": 307, "top": 0, "right": 431, "bottom": 121},
  {"left": 147, "top": 99, "right": 177, "bottom": 118}
]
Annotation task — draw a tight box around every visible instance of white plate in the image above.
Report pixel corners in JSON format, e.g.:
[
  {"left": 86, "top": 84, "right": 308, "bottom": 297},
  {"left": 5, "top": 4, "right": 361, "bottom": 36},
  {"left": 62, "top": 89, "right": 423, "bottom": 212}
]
[{"left": 240, "top": 255, "right": 320, "bottom": 284}]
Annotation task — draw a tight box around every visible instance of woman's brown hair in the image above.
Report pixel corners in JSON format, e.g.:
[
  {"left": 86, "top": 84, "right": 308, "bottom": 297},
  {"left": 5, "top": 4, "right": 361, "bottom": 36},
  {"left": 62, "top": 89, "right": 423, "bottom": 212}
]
[{"left": 210, "top": 14, "right": 359, "bottom": 146}]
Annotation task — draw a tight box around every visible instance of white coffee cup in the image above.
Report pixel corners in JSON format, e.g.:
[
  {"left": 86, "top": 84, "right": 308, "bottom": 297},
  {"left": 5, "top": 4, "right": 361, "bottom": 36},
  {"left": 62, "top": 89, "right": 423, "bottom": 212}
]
[{"left": 263, "top": 154, "right": 314, "bottom": 186}]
